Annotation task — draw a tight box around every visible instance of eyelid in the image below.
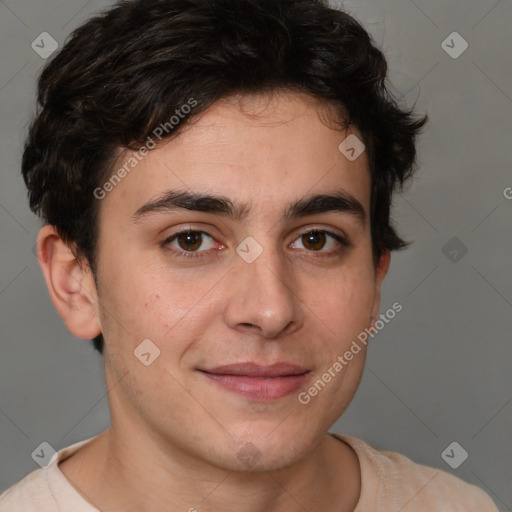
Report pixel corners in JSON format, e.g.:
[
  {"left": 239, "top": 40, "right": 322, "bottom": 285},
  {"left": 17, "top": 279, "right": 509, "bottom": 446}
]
[
  {"left": 295, "top": 225, "right": 349, "bottom": 245},
  {"left": 161, "top": 225, "right": 350, "bottom": 259},
  {"left": 161, "top": 229, "right": 221, "bottom": 259}
]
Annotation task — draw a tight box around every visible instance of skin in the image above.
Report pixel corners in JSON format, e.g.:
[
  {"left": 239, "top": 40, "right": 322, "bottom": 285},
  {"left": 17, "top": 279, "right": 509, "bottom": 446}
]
[{"left": 37, "top": 90, "right": 390, "bottom": 512}]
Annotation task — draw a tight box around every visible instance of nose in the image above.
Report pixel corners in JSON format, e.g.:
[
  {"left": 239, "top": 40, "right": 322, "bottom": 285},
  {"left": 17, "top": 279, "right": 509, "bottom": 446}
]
[{"left": 223, "top": 240, "right": 304, "bottom": 339}]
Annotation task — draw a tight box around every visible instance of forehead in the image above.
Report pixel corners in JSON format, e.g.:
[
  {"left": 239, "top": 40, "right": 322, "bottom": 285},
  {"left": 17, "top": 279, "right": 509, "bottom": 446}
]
[{"left": 99, "top": 90, "right": 371, "bottom": 225}]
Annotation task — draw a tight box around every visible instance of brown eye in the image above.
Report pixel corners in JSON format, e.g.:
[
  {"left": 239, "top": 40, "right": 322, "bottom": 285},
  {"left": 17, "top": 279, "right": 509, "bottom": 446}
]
[
  {"left": 176, "top": 231, "right": 203, "bottom": 251},
  {"left": 291, "top": 230, "right": 349, "bottom": 256},
  {"left": 301, "top": 231, "right": 327, "bottom": 251},
  {"left": 163, "top": 230, "right": 217, "bottom": 256}
]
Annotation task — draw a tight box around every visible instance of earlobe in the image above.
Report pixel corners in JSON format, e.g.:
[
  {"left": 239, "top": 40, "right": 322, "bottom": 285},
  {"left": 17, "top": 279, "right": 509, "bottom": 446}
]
[
  {"left": 369, "top": 250, "right": 391, "bottom": 327},
  {"left": 36, "top": 225, "right": 102, "bottom": 340},
  {"left": 375, "top": 250, "right": 391, "bottom": 286}
]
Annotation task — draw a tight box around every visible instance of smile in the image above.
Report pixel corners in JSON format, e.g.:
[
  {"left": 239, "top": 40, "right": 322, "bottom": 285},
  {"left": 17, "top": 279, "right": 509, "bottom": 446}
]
[{"left": 198, "top": 362, "right": 310, "bottom": 401}]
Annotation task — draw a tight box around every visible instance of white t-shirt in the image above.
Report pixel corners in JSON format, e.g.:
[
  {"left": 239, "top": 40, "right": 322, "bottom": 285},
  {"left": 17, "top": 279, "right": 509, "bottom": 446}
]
[{"left": 0, "top": 432, "right": 498, "bottom": 511}]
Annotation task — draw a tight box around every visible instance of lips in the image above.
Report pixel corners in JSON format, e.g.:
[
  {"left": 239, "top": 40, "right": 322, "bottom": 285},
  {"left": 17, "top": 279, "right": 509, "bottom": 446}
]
[
  {"left": 202, "top": 362, "right": 309, "bottom": 377},
  {"left": 198, "top": 362, "right": 310, "bottom": 401}
]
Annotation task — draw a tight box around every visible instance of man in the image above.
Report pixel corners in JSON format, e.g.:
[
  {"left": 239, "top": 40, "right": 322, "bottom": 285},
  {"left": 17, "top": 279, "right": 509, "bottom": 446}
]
[{"left": 0, "top": 0, "right": 498, "bottom": 510}]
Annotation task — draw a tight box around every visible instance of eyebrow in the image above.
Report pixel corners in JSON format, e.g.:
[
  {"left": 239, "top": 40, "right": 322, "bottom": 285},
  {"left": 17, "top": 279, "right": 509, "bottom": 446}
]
[{"left": 132, "top": 188, "right": 366, "bottom": 226}]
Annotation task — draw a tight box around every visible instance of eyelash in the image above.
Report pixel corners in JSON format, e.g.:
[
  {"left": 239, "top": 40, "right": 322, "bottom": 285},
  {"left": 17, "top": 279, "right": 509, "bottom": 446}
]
[{"left": 161, "top": 228, "right": 350, "bottom": 260}]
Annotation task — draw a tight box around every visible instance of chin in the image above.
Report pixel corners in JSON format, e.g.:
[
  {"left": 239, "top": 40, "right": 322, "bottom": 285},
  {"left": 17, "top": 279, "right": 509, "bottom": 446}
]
[
  {"left": 207, "top": 445, "right": 310, "bottom": 474},
  {"left": 202, "top": 425, "right": 321, "bottom": 474}
]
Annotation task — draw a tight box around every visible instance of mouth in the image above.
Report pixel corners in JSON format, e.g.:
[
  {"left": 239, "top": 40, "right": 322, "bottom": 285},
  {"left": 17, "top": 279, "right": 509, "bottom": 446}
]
[{"left": 197, "top": 362, "right": 310, "bottom": 401}]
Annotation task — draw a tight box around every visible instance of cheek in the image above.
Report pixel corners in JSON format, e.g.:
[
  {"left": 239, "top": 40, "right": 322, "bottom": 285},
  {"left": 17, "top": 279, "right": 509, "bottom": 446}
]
[
  {"left": 304, "top": 264, "right": 376, "bottom": 346},
  {"left": 307, "top": 265, "right": 375, "bottom": 410},
  {"left": 98, "top": 258, "right": 223, "bottom": 358}
]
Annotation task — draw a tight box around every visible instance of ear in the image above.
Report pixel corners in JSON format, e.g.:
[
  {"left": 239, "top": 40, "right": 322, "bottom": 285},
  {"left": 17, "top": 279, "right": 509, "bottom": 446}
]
[
  {"left": 369, "top": 250, "right": 391, "bottom": 327},
  {"left": 36, "top": 224, "right": 102, "bottom": 339}
]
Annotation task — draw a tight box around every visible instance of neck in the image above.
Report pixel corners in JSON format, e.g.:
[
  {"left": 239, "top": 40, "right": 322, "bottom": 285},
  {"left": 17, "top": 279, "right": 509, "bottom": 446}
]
[{"left": 59, "top": 424, "right": 360, "bottom": 512}]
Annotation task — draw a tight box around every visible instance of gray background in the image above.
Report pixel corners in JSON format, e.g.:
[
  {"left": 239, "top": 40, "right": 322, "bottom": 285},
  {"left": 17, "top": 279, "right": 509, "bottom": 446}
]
[{"left": 0, "top": 0, "right": 510, "bottom": 509}]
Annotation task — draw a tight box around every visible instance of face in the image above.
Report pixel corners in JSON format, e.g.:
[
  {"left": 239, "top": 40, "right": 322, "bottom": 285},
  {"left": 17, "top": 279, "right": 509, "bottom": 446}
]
[{"left": 91, "top": 91, "right": 388, "bottom": 471}]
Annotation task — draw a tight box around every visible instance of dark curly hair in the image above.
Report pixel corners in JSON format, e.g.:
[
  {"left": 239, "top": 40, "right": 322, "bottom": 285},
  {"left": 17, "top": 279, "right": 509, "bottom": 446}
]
[{"left": 22, "top": 0, "right": 428, "bottom": 354}]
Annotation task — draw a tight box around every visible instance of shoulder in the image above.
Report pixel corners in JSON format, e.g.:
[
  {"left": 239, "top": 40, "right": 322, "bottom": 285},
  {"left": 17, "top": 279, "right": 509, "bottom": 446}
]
[
  {"left": 331, "top": 433, "right": 499, "bottom": 512},
  {"left": 0, "top": 436, "right": 99, "bottom": 512},
  {"left": 0, "top": 467, "right": 56, "bottom": 512}
]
